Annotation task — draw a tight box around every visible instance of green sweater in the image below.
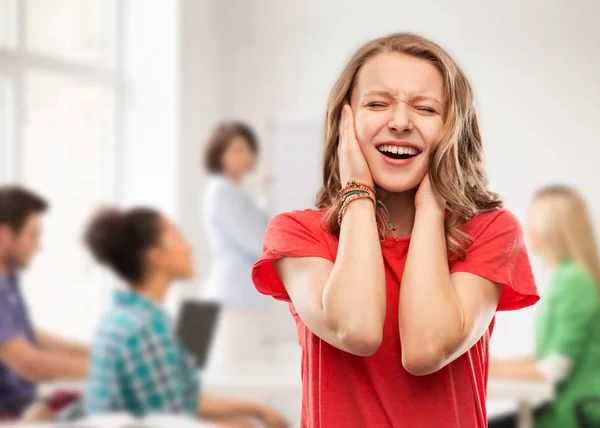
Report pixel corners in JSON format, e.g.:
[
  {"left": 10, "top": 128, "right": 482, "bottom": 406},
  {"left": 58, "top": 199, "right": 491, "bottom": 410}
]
[{"left": 535, "top": 260, "right": 600, "bottom": 428}]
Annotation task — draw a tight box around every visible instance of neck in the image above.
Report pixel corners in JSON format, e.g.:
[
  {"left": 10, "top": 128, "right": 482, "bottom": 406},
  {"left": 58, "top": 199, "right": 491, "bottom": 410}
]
[
  {"left": 133, "top": 273, "right": 171, "bottom": 305},
  {"left": 0, "top": 257, "right": 11, "bottom": 276},
  {"left": 547, "top": 255, "right": 564, "bottom": 269},
  {"left": 376, "top": 188, "right": 417, "bottom": 238},
  {"left": 225, "top": 172, "right": 242, "bottom": 184}
]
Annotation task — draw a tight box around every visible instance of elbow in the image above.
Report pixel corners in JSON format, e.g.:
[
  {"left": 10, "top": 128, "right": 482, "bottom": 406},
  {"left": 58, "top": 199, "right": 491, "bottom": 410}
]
[
  {"left": 337, "top": 323, "right": 383, "bottom": 357},
  {"left": 401, "top": 343, "right": 448, "bottom": 376},
  {"left": 322, "top": 297, "right": 385, "bottom": 356}
]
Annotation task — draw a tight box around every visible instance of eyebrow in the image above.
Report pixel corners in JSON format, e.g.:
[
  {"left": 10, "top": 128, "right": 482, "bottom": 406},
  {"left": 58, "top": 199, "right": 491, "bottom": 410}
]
[
  {"left": 362, "top": 90, "right": 443, "bottom": 107},
  {"left": 362, "top": 89, "right": 397, "bottom": 99},
  {"left": 411, "top": 94, "right": 443, "bottom": 107}
]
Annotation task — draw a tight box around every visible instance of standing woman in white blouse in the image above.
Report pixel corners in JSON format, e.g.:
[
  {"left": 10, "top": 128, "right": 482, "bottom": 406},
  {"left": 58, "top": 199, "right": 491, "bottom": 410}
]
[{"left": 201, "top": 122, "right": 272, "bottom": 367}]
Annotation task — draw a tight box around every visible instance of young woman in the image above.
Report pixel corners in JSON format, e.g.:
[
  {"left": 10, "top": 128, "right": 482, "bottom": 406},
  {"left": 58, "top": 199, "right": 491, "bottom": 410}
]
[
  {"left": 201, "top": 122, "right": 273, "bottom": 367},
  {"left": 84, "top": 208, "right": 288, "bottom": 428},
  {"left": 251, "top": 33, "right": 539, "bottom": 428},
  {"left": 489, "top": 185, "right": 600, "bottom": 428}
]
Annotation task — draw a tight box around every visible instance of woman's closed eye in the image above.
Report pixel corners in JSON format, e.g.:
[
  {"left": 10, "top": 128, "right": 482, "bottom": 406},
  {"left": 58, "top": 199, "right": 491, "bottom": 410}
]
[
  {"left": 366, "top": 102, "right": 388, "bottom": 109},
  {"left": 415, "top": 106, "right": 438, "bottom": 114}
]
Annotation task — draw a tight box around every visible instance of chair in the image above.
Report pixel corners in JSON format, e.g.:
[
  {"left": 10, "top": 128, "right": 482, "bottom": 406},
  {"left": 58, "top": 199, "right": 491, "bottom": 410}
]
[{"left": 575, "top": 396, "right": 600, "bottom": 428}]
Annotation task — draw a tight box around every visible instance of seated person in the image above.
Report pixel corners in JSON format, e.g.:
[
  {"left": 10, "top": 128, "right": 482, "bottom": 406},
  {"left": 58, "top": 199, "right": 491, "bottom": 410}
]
[
  {"left": 489, "top": 186, "right": 600, "bottom": 428},
  {"left": 84, "top": 207, "right": 288, "bottom": 428},
  {"left": 0, "top": 186, "right": 89, "bottom": 421}
]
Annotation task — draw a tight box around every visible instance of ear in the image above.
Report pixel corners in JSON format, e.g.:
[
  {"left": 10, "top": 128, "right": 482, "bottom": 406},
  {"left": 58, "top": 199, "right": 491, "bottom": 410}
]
[{"left": 145, "top": 246, "right": 164, "bottom": 270}]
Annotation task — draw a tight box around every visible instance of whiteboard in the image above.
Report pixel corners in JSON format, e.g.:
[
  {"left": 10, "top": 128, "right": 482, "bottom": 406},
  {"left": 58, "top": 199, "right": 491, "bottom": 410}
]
[{"left": 269, "top": 113, "right": 324, "bottom": 214}]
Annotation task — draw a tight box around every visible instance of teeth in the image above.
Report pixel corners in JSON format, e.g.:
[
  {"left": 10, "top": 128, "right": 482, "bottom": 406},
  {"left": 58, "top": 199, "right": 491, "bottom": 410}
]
[{"left": 377, "top": 145, "right": 419, "bottom": 155}]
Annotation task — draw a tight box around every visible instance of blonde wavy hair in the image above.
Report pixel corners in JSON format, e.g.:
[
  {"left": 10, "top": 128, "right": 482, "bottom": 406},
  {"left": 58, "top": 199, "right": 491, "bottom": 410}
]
[
  {"left": 317, "top": 32, "right": 502, "bottom": 258},
  {"left": 532, "top": 185, "right": 600, "bottom": 288}
]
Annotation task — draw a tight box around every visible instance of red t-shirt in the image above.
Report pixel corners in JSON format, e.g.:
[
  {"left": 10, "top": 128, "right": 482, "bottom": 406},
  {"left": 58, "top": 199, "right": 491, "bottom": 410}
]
[{"left": 252, "top": 208, "right": 539, "bottom": 428}]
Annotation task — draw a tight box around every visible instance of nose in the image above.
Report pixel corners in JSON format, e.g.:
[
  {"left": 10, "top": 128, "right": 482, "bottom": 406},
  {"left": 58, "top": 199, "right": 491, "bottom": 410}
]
[{"left": 388, "top": 102, "right": 413, "bottom": 134}]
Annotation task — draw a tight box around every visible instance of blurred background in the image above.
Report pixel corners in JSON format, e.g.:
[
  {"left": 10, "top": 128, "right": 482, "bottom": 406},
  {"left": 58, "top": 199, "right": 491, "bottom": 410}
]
[{"left": 1, "top": 0, "right": 599, "bottom": 426}]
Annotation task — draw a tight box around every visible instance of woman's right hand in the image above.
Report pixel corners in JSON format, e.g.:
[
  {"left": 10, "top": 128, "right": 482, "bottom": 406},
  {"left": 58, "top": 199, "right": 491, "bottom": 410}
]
[{"left": 338, "top": 104, "right": 374, "bottom": 189}]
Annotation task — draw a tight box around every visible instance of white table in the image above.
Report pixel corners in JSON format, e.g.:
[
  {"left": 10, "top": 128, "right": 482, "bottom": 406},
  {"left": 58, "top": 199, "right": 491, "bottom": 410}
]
[
  {"left": 487, "top": 379, "right": 554, "bottom": 428},
  {"left": 40, "top": 367, "right": 554, "bottom": 428},
  {"left": 37, "top": 365, "right": 303, "bottom": 427},
  {"left": 202, "top": 363, "right": 302, "bottom": 428},
  {"left": 202, "top": 363, "right": 301, "bottom": 392},
  {"left": 5, "top": 414, "right": 216, "bottom": 428}
]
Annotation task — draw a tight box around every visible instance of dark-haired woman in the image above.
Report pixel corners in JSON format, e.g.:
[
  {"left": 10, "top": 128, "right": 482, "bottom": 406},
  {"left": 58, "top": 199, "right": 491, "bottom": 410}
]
[
  {"left": 201, "top": 122, "right": 273, "bottom": 367},
  {"left": 84, "top": 207, "right": 288, "bottom": 428}
]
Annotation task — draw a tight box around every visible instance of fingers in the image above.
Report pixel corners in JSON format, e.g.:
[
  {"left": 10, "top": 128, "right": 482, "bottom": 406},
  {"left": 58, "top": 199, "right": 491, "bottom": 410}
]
[
  {"left": 342, "top": 104, "right": 354, "bottom": 144},
  {"left": 338, "top": 104, "right": 355, "bottom": 151},
  {"left": 338, "top": 104, "right": 347, "bottom": 148},
  {"left": 345, "top": 104, "right": 355, "bottom": 140}
]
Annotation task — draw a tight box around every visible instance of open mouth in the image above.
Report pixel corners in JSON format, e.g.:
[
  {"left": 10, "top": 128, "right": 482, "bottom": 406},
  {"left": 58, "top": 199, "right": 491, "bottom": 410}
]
[{"left": 376, "top": 144, "right": 421, "bottom": 160}]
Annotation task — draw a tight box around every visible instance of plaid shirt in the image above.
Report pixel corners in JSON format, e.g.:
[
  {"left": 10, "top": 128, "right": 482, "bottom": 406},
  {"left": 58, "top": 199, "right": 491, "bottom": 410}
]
[{"left": 85, "top": 290, "right": 200, "bottom": 417}]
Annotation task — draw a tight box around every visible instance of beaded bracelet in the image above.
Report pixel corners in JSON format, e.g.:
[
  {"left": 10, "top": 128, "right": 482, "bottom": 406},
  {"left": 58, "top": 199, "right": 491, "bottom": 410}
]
[
  {"left": 337, "top": 181, "right": 396, "bottom": 238},
  {"left": 339, "top": 180, "right": 376, "bottom": 198},
  {"left": 337, "top": 181, "right": 376, "bottom": 226},
  {"left": 337, "top": 192, "right": 375, "bottom": 226},
  {"left": 340, "top": 181, "right": 376, "bottom": 206}
]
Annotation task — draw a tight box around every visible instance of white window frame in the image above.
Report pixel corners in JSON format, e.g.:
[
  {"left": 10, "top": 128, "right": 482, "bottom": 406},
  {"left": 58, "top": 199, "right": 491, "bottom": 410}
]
[{"left": 0, "top": 0, "right": 122, "bottom": 198}]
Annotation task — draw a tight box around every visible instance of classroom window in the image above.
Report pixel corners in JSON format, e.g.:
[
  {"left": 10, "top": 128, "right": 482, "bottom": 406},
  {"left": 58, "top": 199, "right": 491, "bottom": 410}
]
[{"left": 0, "top": 0, "right": 119, "bottom": 339}]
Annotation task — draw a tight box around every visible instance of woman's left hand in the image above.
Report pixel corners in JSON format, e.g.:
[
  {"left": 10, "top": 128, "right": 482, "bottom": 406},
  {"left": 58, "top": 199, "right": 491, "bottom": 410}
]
[{"left": 415, "top": 173, "right": 444, "bottom": 213}]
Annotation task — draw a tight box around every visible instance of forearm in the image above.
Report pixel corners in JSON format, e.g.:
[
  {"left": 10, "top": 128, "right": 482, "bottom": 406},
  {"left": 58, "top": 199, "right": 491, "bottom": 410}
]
[
  {"left": 198, "top": 394, "right": 262, "bottom": 420},
  {"left": 511, "top": 355, "right": 537, "bottom": 364},
  {"left": 489, "top": 359, "right": 545, "bottom": 381},
  {"left": 36, "top": 330, "right": 90, "bottom": 357},
  {"left": 400, "top": 205, "right": 464, "bottom": 373},
  {"left": 28, "top": 351, "right": 88, "bottom": 382},
  {"left": 323, "top": 199, "right": 386, "bottom": 347}
]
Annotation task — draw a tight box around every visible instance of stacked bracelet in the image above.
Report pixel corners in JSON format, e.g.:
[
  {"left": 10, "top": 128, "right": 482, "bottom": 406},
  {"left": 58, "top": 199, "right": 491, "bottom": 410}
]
[
  {"left": 337, "top": 181, "right": 397, "bottom": 239},
  {"left": 337, "top": 181, "right": 376, "bottom": 226}
]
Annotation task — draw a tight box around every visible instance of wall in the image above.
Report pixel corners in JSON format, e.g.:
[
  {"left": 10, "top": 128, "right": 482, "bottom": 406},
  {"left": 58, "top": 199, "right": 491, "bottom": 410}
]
[
  {"left": 197, "top": 0, "right": 600, "bottom": 355},
  {"left": 173, "top": 0, "right": 226, "bottom": 304},
  {"left": 120, "top": 0, "right": 181, "bottom": 217}
]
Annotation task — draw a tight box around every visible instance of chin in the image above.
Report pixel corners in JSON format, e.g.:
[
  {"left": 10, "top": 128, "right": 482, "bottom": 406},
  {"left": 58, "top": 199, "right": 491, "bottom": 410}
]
[
  {"left": 373, "top": 175, "right": 423, "bottom": 195},
  {"left": 376, "top": 183, "right": 419, "bottom": 194},
  {"left": 367, "top": 156, "right": 428, "bottom": 195},
  {"left": 184, "top": 268, "right": 196, "bottom": 279}
]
